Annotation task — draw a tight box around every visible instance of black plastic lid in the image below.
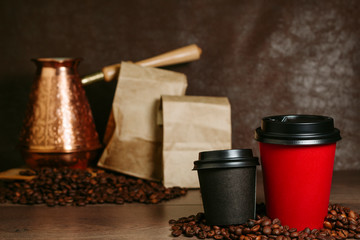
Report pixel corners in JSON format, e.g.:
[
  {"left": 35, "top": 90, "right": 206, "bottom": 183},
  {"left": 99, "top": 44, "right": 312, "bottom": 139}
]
[
  {"left": 193, "top": 149, "right": 259, "bottom": 170},
  {"left": 254, "top": 115, "right": 341, "bottom": 145}
]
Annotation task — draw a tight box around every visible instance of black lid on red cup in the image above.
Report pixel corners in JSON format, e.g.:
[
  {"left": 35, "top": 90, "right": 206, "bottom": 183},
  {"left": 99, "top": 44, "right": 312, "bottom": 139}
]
[
  {"left": 254, "top": 114, "right": 341, "bottom": 145},
  {"left": 193, "top": 149, "right": 259, "bottom": 170}
]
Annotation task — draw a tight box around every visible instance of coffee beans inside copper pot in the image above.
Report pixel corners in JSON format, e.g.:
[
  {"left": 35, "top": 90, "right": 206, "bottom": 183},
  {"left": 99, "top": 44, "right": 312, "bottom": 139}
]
[
  {"left": 0, "top": 168, "right": 187, "bottom": 206},
  {"left": 169, "top": 203, "right": 360, "bottom": 239}
]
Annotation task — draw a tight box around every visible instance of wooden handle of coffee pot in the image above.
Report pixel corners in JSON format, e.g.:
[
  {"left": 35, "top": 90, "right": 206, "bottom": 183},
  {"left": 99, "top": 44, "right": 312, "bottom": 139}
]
[{"left": 101, "top": 44, "right": 202, "bottom": 82}]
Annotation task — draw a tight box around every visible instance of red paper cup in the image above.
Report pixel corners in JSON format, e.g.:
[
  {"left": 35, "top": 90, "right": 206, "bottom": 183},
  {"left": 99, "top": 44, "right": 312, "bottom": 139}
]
[{"left": 255, "top": 115, "right": 341, "bottom": 230}]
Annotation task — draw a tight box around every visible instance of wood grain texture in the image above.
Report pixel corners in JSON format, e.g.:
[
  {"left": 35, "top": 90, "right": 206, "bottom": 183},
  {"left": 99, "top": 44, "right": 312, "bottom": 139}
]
[{"left": 0, "top": 170, "right": 359, "bottom": 239}]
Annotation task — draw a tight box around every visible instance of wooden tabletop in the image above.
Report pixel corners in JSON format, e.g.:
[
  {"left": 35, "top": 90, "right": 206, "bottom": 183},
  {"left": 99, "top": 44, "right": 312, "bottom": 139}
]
[{"left": 0, "top": 170, "right": 359, "bottom": 239}]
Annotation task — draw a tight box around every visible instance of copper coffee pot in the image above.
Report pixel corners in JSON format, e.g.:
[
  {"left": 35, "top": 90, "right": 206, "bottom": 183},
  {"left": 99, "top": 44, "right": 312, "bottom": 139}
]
[
  {"left": 19, "top": 58, "right": 102, "bottom": 168},
  {"left": 20, "top": 44, "right": 202, "bottom": 169}
]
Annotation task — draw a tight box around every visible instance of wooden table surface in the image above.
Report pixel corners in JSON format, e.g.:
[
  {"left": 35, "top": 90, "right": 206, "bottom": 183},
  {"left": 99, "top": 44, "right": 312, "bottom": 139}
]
[{"left": 0, "top": 170, "right": 359, "bottom": 239}]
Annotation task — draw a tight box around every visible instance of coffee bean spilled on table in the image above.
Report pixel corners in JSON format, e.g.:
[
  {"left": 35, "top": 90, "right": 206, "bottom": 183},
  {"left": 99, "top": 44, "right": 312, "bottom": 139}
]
[
  {"left": 169, "top": 203, "right": 360, "bottom": 239},
  {"left": 0, "top": 168, "right": 187, "bottom": 206}
]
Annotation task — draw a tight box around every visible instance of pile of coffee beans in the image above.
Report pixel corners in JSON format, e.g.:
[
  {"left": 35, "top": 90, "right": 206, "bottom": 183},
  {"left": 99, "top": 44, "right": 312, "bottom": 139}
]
[
  {"left": 169, "top": 204, "right": 360, "bottom": 239},
  {"left": 0, "top": 168, "right": 187, "bottom": 206}
]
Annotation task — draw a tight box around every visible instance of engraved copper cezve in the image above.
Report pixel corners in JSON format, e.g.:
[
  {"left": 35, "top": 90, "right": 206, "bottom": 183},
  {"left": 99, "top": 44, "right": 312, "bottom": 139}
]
[{"left": 19, "top": 58, "right": 102, "bottom": 168}]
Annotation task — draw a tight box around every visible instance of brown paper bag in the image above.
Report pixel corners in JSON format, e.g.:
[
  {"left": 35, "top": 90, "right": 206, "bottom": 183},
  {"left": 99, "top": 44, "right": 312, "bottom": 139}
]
[
  {"left": 98, "top": 62, "right": 187, "bottom": 181},
  {"left": 160, "top": 95, "right": 232, "bottom": 188}
]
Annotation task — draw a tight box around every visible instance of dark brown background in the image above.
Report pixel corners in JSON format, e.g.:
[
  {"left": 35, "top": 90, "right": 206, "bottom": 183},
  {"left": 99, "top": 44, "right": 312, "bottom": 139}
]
[{"left": 0, "top": 0, "right": 359, "bottom": 171}]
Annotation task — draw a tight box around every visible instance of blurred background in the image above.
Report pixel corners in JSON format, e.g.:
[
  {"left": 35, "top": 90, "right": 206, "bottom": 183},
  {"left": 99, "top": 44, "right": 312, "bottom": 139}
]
[{"left": 0, "top": 0, "right": 359, "bottom": 171}]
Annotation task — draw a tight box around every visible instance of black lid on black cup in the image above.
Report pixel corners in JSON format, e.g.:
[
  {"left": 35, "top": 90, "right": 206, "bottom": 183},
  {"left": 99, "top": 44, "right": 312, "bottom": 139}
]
[
  {"left": 255, "top": 114, "right": 341, "bottom": 145},
  {"left": 193, "top": 149, "right": 259, "bottom": 170}
]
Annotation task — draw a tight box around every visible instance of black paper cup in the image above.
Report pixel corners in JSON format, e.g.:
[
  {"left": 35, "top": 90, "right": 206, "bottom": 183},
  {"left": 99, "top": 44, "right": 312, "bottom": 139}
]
[{"left": 193, "top": 149, "right": 259, "bottom": 226}]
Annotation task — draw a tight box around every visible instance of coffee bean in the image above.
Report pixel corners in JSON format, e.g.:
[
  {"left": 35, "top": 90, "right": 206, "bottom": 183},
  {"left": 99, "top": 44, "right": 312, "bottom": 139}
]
[
  {"left": 243, "top": 228, "right": 251, "bottom": 234},
  {"left": 263, "top": 226, "right": 272, "bottom": 235},
  {"left": 324, "top": 221, "right": 332, "bottom": 230},
  {"left": 171, "top": 225, "right": 180, "bottom": 231},
  {"left": 198, "top": 230, "right": 207, "bottom": 239},
  {"left": 188, "top": 220, "right": 196, "bottom": 226},
  {"left": 308, "top": 234, "right": 315, "bottom": 239},
  {"left": 172, "top": 229, "right": 182, "bottom": 237},
  {"left": 272, "top": 224, "right": 280, "bottom": 229},
  {"left": 214, "top": 234, "right": 224, "bottom": 239},
  {"left": 248, "top": 233, "right": 257, "bottom": 239},
  {"left": 202, "top": 225, "right": 211, "bottom": 232},
  {"left": 272, "top": 228, "right": 281, "bottom": 235},
  {"left": 348, "top": 210, "right": 357, "bottom": 219},
  {"left": 184, "top": 226, "right": 195, "bottom": 237},
  {"left": 235, "top": 227, "right": 242, "bottom": 236},
  {"left": 251, "top": 225, "right": 261, "bottom": 232},
  {"left": 228, "top": 225, "right": 236, "bottom": 233},
  {"left": 338, "top": 229, "right": 348, "bottom": 238},
  {"left": 349, "top": 224, "right": 357, "bottom": 231},
  {"left": 272, "top": 219, "right": 281, "bottom": 225},
  {"left": 207, "top": 230, "right": 215, "bottom": 237},
  {"left": 168, "top": 204, "right": 359, "bottom": 240},
  {"left": 247, "top": 220, "right": 256, "bottom": 227},
  {"left": 262, "top": 219, "right": 272, "bottom": 227},
  {"left": 311, "top": 229, "right": 319, "bottom": 235},
  {"left": 0, "top": 167, "right": 187, "bottom": 207},
  {"left": 335, "top": 221, "right": 344, "bottom": 228},
  {"left": 214, "top": 229, "right": 222, "bottom": 235},
  {"left": 304, "top": 227, "right": 311, "bottom": 234},
  {"left": 299, "top": 231, "right": 308, "bottom": 238},
  {"left": 349, "top": 219, "right": 357, "bottom": 225},
  {"left": 330, "top": 210, "right": 338, "bottom": 216},
  {"left": 194, "top": 226, "right": 202, "bottom": 235},
  {"left": 221, "top": 231, "right": 230, "bottom": 238}
]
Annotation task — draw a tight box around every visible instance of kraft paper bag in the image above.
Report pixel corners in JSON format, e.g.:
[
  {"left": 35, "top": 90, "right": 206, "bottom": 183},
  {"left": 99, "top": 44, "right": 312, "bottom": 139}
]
[
  {"left": 98, "top": 62, "right": 187, "bottom": 181},
  {"left": 160, "top": 95, "right": 232, "bottom": 188}
]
